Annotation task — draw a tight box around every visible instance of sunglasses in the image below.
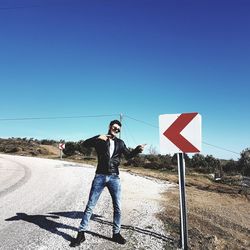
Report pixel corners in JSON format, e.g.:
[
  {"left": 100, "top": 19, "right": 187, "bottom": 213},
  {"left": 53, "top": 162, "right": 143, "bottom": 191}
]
[{"left": 111, "top": 126, "right": 120, "bottom": 133}]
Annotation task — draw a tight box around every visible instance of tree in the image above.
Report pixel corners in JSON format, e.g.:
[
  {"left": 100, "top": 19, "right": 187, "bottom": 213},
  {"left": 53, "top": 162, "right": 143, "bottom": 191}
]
[
  {"left": 205, "top": 155, "right": 221, "bottom": 174},
  {"left": 223, "top": 159, "right": 238, "bottom": 175},
  {"left": 159, "top": 154, "right": 172, "bottom": 166},
  {"left": 78, "top": 140, "right": 93, "bottom": 156},
  {"left": 238, "top": 148, "right": 250, "bottom": 176},
  {"left": 63, "top": 142, "right": 77, "bottom": 156},
  {"left": 190, "top": 154, "right": 208, "bottom": 172}
]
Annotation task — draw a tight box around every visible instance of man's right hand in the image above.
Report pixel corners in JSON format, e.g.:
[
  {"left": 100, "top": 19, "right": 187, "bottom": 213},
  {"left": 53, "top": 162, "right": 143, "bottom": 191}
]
[{"left": 98, "top": 135, "right": 111, "bottom": 141}]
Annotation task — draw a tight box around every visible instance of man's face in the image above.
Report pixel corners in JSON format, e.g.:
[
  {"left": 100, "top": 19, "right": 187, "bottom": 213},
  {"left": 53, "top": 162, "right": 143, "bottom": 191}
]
[{"left": 109, "top": 124, "right": 121, "bottom": 137}]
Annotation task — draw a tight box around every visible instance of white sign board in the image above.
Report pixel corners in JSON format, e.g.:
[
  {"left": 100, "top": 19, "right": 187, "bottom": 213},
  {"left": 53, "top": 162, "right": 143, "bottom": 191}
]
[
  {"left": 159, "top": 112, "right": 201, "bottom": 154},
  {"left": 58, "top": 143, "right": 65, "bottom": 150}
]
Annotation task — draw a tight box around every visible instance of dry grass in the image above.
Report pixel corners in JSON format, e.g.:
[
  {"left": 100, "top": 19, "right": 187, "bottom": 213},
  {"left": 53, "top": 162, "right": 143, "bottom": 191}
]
[
  {"left": 160, "top": 187, "right": 250, "bottom": 249},
  {"left": 40, "top": 145, "right": 60, "bottom": 155},
  {"left": 120, "top": 166, "right": 250, "bottom": 250}
]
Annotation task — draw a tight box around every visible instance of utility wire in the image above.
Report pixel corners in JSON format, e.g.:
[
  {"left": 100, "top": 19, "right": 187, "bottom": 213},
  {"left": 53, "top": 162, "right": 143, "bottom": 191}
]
[
  {"left": 0, "top": 5, "right": 40, "bottom": 10},
  {"left": 122, "top": 119, "right": 138, "bottom": 145},
  {"left": 124, "top": 115, "right": 159, "bottom": 129},
  {"left": 202, "top": 142, "right": 240, "bottom": 155},
  {"left": 0, "top": 1, "right": 81, "bottom": 11},
  {"left": 124, "top": 114, "right": 241, "bottom": 155},
  {"left": 0, "top": 114, "right": 119, "bottom": 121}
]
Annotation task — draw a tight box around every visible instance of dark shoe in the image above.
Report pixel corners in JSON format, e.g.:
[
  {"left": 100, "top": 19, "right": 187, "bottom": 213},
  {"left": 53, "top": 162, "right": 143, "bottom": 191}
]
[
  {"left": 112, "top": 232, "right": 126, "bottom": 244},
  {"left": 70, "top": 231, "right": 85, "bottom": 247}
]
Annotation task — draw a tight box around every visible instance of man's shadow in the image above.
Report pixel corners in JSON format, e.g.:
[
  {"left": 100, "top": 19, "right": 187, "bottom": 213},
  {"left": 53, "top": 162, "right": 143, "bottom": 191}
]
[
  {"left": 5, "top": 212, "right": 115, "bottom": 244},
  {"left": 5, "top": 211, "right": 175, "bottom": 245},
  {"left": 5, "top": 213, "right": 76, "bottom": 242}
]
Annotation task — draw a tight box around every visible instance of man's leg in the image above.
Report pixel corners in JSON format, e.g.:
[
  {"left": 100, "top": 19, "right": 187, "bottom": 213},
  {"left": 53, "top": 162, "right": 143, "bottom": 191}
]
[
  {"left": 71, "top": 175, "right": 106, "bottom": 247},
  {"left": 79, "top": 174, "right": 106, "bottom": 232},
  {"left": 107, "top": 175, "right": 126, "bottom": 244}
]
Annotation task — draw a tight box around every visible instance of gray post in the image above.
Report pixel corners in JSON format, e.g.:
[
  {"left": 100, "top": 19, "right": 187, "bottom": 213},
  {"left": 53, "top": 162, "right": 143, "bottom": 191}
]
[
  {"left": 60, "top": 149, "right": 62, "bottom": 160},
  {"left": 177, "top": 153, "right": 188, "bottom": 250},
  {"left": 119, "top": 113, "right": 123, "bottom": 139}
]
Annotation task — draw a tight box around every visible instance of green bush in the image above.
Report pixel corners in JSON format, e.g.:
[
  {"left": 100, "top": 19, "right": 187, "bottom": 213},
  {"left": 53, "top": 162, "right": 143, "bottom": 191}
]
[
  {"left": 223, "top": 159, "right": 238, "bottom": 174},
  {"left": 63, "top": 142, "right": 78, "bottom": 156},
  {"left": 125, "top": 155, "right": 146, "bottom": 167},
  {"left": 238, "top": 148, "right": 250, "bottom": 176},
  {"left": 78, "top": 140, "right": 93, "bottom": 156},
  {"left": 205, "top": 155, "right": 221, "bottom": 174},
  {"left": 190, "top": 154, "right": 208, "bottom": 172},
  {"left": 40, "top": 139, "right": 58, "bottom": 145}
]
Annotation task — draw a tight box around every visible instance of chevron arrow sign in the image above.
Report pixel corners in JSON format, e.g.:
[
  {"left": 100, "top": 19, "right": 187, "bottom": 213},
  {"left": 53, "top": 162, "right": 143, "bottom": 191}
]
[{"left": 159, "top": 112, "right": 202, "bottom": 154}]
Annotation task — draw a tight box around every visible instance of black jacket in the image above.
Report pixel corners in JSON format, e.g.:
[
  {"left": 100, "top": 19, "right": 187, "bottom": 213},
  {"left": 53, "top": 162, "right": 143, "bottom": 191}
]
[{"left": 83, "top": 135, "right": 141, "bottom": 175}]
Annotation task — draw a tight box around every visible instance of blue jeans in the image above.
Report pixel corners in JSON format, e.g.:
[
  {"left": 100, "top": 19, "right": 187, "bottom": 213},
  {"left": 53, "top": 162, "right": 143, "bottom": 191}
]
[{"left": 79, "top": 174, "right": 121, "bottom": 234}]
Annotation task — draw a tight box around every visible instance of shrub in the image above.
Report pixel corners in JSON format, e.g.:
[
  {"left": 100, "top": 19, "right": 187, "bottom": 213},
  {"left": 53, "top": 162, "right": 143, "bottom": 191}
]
[
  {"left": 143, "top": 162, "right": 162, "bottom": 169},
  {"left": 223, "top": 159, "right": 238, "bottom": 175},
  {"left": 78, "top": 140, "right": 93, "bottom": 156},
  {"left": 40, "top": 139, "right": 58, "bottom": 145},
  {"left": 125, "top": 155, "right": 146, "bottom": 167},
  {"left": 238, "top": 148, "right": 250, "bottom": 176},
  {"left": 63, "top": 142, "right": 78, "bottom": 156},
  {"left": 205, "top": 155, "right": 221, "bottom": 174},
  {"left": 190, "top": 154, "right": 208, "bottom": 172},
  {"left": 145, "top": 154, "right": 160, "bottom": 163},
  {"left": 158, "top": 154, "right": 173, "bottom": 166}
]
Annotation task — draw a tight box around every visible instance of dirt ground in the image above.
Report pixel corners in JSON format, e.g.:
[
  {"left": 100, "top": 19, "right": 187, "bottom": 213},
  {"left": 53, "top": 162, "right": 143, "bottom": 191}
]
[
  {"left": 160, "top": 187, "right": 250, "bottom": 249},
  {"left": 121, "top": 167, "right": 250, "bottom": 250}
]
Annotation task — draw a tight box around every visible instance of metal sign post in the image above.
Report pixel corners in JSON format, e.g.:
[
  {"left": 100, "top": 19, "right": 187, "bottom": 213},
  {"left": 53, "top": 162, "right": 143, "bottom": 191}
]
[
  {"left": 177, "top": 153, "right": 188, "bottom": 250},
  {"left": 119, "top": 113, "right": 123, "bottom": 139}
]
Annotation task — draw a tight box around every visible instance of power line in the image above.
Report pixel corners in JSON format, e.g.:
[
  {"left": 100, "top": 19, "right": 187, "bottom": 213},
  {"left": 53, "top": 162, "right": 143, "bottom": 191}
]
[
  {"left": 202, "top": 142, "right": 240, "bottom": 155},
  {"left": 124, "top": 115, "right": 159, "bottom": 129},
  {"left": 122, "top": 119, "right": 138, "bottom": 145},
  {"left": 0, "top": 1, "right": 80, "bottom": 11},
  {"left": 0, "top": 114, "right": 119, "bottom": 121},
  {"left": 0, "top": 5, "right": 40, "bottom": 10},
  {"left": 124, "top": 114, "right": 241, "bottom": 155}
]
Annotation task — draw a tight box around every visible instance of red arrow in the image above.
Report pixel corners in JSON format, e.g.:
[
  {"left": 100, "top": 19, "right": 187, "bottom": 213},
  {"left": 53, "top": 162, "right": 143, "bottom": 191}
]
[{"left": 163, "top": 113, "right": 199, "bottom": 153}]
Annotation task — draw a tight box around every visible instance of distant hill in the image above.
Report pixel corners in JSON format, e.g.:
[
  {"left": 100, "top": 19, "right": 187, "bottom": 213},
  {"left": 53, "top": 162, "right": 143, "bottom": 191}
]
[{"left": 0, "top": 138, "right": 60, "bottom": 157}]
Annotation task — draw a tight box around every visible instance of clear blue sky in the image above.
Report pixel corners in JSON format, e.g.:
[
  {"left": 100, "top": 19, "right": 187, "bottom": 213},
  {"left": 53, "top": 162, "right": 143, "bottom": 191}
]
[{"left": 0, "top": 0, "right": 249, "bottom": 160}]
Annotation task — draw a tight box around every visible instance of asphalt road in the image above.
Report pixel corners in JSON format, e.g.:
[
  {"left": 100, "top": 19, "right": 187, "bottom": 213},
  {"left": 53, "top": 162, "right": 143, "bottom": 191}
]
[{"left": 0, "top": 154, "right": 174, "bottom": 250}]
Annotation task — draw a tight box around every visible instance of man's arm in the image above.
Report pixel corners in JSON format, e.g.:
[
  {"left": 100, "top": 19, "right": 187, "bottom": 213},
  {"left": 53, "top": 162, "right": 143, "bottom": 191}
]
[
  {"left": 83, "top": 135, "right": 100, "bottom": 147},
  {"left": 122, "top": 142, "right": 144, "bottom": 160}
]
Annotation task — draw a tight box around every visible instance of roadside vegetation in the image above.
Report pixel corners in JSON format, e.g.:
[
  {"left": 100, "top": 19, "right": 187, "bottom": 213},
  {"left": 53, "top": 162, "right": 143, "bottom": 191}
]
[{"left": 0, "top": 137, "right": 249, "bottom": 249}]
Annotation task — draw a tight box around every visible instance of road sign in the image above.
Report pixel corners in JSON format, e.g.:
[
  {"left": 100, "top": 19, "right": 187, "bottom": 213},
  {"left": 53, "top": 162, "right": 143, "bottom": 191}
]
[
  {"left": 159, "top": 112, "right": 201, "bottom": 154},
  {"left": 58, "top": 143, "right": 65, "bottom": 160},
  {"left": 58, "top": 143, "right": 65, "bottom": 150},
  {"left": 159, "top": 112, "right": 202, "bottom": 250}
]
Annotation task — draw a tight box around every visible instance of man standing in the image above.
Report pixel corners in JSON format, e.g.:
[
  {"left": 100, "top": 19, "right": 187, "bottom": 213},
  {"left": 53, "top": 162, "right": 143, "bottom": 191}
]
[{"left": 71, "top": 120, "right": 145, "bottom": 247}]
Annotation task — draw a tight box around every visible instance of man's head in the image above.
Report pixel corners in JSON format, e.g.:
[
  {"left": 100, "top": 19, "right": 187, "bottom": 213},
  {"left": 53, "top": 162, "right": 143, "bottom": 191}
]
[{"left": 109, "top": 120, "right": 121, "bottom": 137}]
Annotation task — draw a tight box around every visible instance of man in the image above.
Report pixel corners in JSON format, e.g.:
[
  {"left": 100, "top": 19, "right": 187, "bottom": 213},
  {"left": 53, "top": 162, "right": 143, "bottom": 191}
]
[{"left": 70, "top": 120, "right": 145, "bottom": 247}]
